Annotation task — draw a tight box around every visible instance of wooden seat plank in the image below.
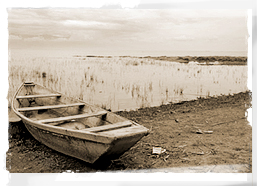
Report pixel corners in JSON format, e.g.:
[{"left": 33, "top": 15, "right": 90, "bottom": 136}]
[
  {"left": 24, "top": 81, "right": 34, "bottom": 84},
  {"left": 17, "top": 102, "right": 85, "bottom": 112},
  {"left": 16, "top": 93, "right": 61, "bottom": 99},
  {"left": 84, "top": 121, "right": 132, "bottom": 133},
  {"left": 38, "top": 110, "right": 108, "bottom": 124},
  {"left": 24, "top": 82, "right": 35, "bottom": 86}
]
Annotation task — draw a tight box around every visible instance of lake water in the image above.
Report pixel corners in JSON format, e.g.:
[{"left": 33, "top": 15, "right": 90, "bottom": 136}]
[{"left": 8, "top": 50, "right": 249, "bottom": 111}]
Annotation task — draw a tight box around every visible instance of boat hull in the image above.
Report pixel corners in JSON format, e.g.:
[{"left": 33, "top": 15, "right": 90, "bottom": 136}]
[
  {"left": 12, "top": 82, "right": 149, "bottom": 164},
  {"left": 23, "top": 119, "right": 147, "bottom": 164}
]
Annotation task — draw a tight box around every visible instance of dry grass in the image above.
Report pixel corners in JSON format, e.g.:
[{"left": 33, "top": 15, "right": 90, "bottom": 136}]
[
  {"left": 8, "top": 57, "right": 97, "bottom": 104},
  {"left": 8, "top": 56, "right": 160, "bottom": 110}
]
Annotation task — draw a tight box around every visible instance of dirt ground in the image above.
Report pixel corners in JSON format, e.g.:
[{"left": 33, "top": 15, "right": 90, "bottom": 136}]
[{"left": 6, "top": 91, "right": 252, "bottom": 173}]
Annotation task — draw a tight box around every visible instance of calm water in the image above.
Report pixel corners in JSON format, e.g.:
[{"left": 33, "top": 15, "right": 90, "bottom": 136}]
[{"left": 8, "top": 50, "right": 249, "bottom": 111}]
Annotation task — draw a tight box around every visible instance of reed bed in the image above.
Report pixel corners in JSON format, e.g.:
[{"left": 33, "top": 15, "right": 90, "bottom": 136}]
[
  {"left": 8, "top": 56, "right": 159, "bottom": 109},
  {"left": 8, "top": 55, "right": 248, "bottom": 111},
  {"left": 9, "top": 57, "right": 94, "bottom": 104}
]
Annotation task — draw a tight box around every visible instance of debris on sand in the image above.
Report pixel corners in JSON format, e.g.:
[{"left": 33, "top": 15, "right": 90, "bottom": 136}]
[
  {"left": 152, "top": 147, "right": 166, "bottom": 155},
  {"left": 191, "top": 151, "right": 205, "bottom": 155},
  {"left": 204, "top": 131, "right": 213, "bottom": 134},
  {"left": 197, "top": 151, "right": 205, "bottom": 155},
  {"left": 196, "top": 129, "right": 203, "bottom": 134},
  {"left": 163, "top": 155, "right": 169, "bottom": 162},
  {"left": 192, "top": 129, "right": 213, "bottom": 134}
]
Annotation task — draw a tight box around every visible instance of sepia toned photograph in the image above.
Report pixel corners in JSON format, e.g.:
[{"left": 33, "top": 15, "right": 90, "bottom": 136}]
[{"left": 5, "top": 3, "right": 253, "bottom": 180}]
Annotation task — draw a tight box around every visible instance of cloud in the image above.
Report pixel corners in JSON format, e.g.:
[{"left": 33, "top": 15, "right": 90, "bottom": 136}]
[
  {"left": 8, "top": 34, "right": 22, "bottom": 40},
  {"left": 8, "top": 9, "right": 153, "bottom": 43},
  {"left": 173, "top": 35, "right": 195, "bottom": 41},
  {"left": 40, "top": 34, "right": 70, "bottom": 40},
  {"left": 7, "top": 9, "right": 248, "bottom": 52},
  {"left": 9, "top": 32, "right": 71, "bottom": 41},
  {"left": 62, "top": 20, "right": 107, "bottom": 27}
]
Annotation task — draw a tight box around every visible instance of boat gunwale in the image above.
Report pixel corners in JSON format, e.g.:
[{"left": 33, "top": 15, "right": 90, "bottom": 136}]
[
  {"left": 11, "top": 82, "right": 117, "bottom": 144},
  {"left": 11, "top": 82, "right": 149, "bottom": 163},
  {"left": 35, "top": 83, "right": 99, "bottom": 110},
  {"left": 11, "top": 82, "right": 149, "bottom": 143}
]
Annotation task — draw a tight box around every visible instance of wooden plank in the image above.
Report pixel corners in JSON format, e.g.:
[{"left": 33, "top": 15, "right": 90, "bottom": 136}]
[
  {"left": 84, "top": 121, "right": 133, "bottom": 133},
  {"left": 38, "top": 110, "right": 108, "bottom": 124},
  {"left": 17, "top": 102, "right": 85, "bottom": 112},
  {"left": 24, "top": 82, "right": 35, "bottom": 86},
  {"left": 16, "top": 93, "right": 61, "bottom": 99},
  {"left": 24, "top": 84, "right": 35, "bottom": 86},
  {"left": 24, "top": 81, "right": 34, "bottom": 84}
]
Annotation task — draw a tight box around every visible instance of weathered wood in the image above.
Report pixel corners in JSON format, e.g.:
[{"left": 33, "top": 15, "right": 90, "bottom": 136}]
[
  {"left": 12, "top": 82, "right": 149, "bottom": 163},
  {"left": 38, "top": 110, "right": 108, "bottom": 124},
  {"left": 24, "top": 82, "right": 35, "bottom": 86},
  {"left": 17, "top": 102, "right": 85, "bottom": 112},
  {"left": 16, "top": 93, "right": 61, "bottom": 99},
  {"left": 98, "top": 125, "right": 147, "bottom": 138},
  {"left": 24, "top": 81, "right": 34, "bottom": 84},
  {"left": 24, "top": 84, "right": 35, "bottom": 86},
  {"left": 84, "top": 121, "right": 132, "bottom": 133},
  {"left": 24, "top": 123, "right": 112, "bottom": 163}
]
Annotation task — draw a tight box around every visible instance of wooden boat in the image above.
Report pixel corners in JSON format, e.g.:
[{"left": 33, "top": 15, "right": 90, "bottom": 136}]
[{"left": 12, "top": 82, "right": 149, "bottom": 164}]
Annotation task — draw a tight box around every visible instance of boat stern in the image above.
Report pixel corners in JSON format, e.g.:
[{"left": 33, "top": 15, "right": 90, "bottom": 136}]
[{"left": 89, "top": 122, "right": 149, "bottom": 162}]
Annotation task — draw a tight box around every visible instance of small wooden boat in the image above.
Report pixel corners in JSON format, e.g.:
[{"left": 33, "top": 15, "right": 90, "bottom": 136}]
[{"left": 12, "top": 82, "right": 149, "bottom": 164}]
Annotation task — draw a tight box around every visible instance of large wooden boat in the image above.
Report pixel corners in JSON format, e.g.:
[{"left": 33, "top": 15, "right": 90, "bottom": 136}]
[{"left": 11, "top": 82, "right": 149, "bottom": 164}]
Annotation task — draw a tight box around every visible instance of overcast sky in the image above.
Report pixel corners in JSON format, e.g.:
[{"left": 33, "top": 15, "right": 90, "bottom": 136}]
[{"left": 8, "top": 9, "right": 248, "bottom": 55}]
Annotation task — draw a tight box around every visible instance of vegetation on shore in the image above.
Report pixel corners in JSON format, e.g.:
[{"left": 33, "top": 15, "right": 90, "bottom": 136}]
[
  {"left": 140, "top": 56, "right": 248, "bottom": 65},
  {"left": 74, "top": 55, "right": 248, "bottom": 65}
]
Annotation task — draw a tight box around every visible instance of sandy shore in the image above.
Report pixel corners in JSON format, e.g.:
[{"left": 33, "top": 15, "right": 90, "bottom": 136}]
[{"left": 6, "top": 91, "right": 252, "bottom": 173}]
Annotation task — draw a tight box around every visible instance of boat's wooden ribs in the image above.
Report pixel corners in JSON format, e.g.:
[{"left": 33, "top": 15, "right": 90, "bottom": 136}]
[
  {"left": 84, "top": 121, "right": 133, "bottom": 133},
  {"left": 37, "top": 110, "right": 108, "bottom": 124},
  {"left": 16, "top": 93, "right": 62, "bottom": 99},
  {"left": 17, "top": 102, "right": 85, "bottom": 112}
]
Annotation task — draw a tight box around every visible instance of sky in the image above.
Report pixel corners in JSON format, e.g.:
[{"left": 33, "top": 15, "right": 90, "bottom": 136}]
[{"left": 8, "top": 9, "right": 249, "bottom": 56}]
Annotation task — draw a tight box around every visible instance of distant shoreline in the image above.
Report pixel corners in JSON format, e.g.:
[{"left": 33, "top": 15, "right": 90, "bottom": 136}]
[
  {"left": 73, "top": 55, "right": 248, "bottom": 65},
  {"left": 141, "top": 56, "right": 248, "bottom": 65}
]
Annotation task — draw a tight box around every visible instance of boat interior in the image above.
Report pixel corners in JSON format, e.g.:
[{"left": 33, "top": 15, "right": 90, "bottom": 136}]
[{"left": 14, "top": 82, "right": 132, "bottom": 132}]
